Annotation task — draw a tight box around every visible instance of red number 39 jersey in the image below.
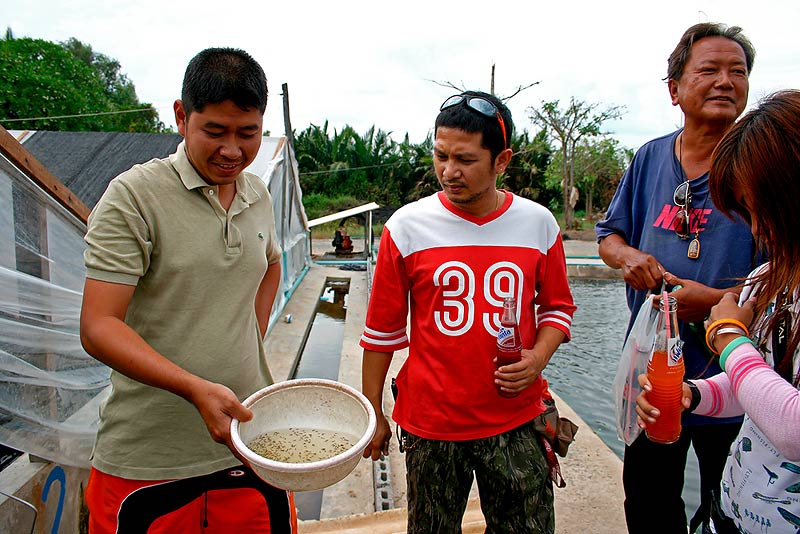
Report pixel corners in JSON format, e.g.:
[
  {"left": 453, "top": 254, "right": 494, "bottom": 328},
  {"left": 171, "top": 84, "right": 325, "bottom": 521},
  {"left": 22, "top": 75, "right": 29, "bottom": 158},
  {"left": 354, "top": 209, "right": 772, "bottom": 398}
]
[{"left": 361, "top": 191, "right": 576, "bottom": 440}]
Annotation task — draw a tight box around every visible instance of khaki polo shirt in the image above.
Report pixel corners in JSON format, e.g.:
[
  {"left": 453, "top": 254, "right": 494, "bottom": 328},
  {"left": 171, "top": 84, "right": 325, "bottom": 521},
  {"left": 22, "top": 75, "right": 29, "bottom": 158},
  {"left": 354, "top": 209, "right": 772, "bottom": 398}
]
[{"left": 84, "top": 141, "right": 281, "bottom": 479}]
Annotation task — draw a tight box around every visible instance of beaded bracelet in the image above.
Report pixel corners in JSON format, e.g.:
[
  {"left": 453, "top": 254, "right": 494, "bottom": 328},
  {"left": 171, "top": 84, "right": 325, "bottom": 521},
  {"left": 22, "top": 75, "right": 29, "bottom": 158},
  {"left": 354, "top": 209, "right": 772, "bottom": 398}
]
[
  {"left": 705, "top": 319, "right": 750, "bottom": 355},
  {"left": 719, "top": 336, "right": 755, "bottom": 369}
]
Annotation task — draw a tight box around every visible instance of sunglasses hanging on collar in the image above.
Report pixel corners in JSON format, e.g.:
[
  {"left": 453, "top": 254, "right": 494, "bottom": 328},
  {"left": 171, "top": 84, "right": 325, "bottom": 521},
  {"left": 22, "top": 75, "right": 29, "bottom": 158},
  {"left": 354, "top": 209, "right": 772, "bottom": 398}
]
[
  {"left": 674, "top": 134, "right": 707, "bottom": 260},
  {"left": 672, "top": 180, "right": 702, "bottom": 259}
]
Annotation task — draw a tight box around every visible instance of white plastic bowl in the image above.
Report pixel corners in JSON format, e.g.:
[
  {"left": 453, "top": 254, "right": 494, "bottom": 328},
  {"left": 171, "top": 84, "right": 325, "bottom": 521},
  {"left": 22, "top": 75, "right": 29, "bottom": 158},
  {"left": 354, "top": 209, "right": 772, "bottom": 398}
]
[{"left": 231, "top": 378, "right": 377, "bottom": 491}]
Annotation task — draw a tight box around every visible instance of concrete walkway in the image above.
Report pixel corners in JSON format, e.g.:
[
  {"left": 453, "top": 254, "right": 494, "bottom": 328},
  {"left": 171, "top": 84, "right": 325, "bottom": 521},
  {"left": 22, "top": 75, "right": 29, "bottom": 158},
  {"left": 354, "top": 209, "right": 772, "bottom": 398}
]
[
  {"left": 564, "top": 238, "right": 619, "bottom": 279},
  {"left": 266, "top": 239, "right": 626, "bottom": 533}
]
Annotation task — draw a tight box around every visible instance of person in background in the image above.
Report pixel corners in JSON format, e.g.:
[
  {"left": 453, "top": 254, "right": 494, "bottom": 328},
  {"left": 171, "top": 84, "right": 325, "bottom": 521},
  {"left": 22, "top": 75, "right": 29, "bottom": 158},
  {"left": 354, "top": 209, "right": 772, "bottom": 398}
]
[
  {"left": 637, "top": 89, "right": 800, "bottom": 534},
  {"left": 360, "top": 90, "right": 575, "bottom": 533},
  {"left": 596, "top": 23, "right": 760, "bottom": 533},
  {"left": 80, "top": 48, "right": 296, "bottom": 533}
]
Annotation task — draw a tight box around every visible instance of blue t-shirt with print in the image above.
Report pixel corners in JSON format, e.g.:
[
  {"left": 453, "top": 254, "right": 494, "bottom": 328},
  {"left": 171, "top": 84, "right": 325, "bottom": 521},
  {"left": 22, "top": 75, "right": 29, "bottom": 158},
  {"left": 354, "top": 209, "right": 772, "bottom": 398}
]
[{"left": 596, "top": 130, "right": 759, "bottom": 426}]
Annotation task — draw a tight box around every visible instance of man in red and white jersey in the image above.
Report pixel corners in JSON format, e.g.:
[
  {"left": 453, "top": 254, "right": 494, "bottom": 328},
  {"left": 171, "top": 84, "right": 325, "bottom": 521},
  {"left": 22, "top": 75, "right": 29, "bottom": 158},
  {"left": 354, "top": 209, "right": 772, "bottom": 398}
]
[{"left": 361, "top": 91, "right": 576, "bottom": 533}]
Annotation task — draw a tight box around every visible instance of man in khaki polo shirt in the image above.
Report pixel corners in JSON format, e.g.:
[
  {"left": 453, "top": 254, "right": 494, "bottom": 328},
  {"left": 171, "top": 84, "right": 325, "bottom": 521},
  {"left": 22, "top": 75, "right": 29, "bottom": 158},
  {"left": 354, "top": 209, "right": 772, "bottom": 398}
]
[{"left": 80, "top": 47, "right": 296, "bottom": 533}]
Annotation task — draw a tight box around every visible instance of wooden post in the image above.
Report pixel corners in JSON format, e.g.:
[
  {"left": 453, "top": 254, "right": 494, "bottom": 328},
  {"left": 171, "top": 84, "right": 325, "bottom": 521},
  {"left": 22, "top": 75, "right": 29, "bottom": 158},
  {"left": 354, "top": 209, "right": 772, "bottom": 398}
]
[
  {"left": 281, "top": 82, "right": 308, "bottom": 239},
  {"left": 0, "top": 126, "right": 90, "bottom": 224}
]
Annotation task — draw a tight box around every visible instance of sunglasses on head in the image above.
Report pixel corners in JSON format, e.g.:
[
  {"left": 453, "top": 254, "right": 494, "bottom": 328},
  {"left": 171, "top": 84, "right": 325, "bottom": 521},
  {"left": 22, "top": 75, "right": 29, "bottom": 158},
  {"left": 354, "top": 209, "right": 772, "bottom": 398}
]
[
  {"left": 672, "top": 180, "right": 692, "bottom": 239},
  {"left": 440, "top": 94, "right": 508, "bottom": 150}
]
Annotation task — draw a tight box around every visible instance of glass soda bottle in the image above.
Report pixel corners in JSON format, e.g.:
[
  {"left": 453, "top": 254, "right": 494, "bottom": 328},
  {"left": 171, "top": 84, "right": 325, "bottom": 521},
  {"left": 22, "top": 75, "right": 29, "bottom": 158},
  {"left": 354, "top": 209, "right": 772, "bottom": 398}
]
[
  {"left": 496, "top": 296, "right": 522, "bottom": 398},
  {"left": 645, "top": 296, "right": 685, "bottom": 444}
]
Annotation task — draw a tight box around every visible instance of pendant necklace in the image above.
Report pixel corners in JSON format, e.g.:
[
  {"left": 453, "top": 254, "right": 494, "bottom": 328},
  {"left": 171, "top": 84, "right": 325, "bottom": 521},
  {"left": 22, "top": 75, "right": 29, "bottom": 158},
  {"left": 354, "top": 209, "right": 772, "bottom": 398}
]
[
  {"left": 687, "top": 183, "right": 709, "bottom": 260},
  {"left": 687, "top": 230, "right": 701, "bottom": 260},
  {"left": 678, "top": 134, "right": 707, "bottom": 260}
]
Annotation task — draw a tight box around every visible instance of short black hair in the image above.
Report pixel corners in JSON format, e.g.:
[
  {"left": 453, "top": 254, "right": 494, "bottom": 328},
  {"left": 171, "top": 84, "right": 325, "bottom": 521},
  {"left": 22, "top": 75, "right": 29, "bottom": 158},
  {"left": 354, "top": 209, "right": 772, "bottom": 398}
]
[
  {"left": 435, "top": 90, "right": 513, "bottom": 161},
  {"left": 667, "top": 22, "right": 755, "bottom": 81},
  {"left": 181, "top": 47, "right": 268, "bottom": 117}
]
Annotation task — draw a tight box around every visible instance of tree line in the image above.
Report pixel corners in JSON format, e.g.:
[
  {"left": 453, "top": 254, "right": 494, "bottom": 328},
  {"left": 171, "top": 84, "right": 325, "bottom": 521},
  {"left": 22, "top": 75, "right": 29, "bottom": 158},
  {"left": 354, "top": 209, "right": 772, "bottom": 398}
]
[
  {"left": 0, "top": 31, "right": 631, "bottom": 226},
  {"left": 0, "top": 29, "right": 165, "bottom": 132},
  {"left": 295, "top": 101, "right": 631, "bottom": 228}
]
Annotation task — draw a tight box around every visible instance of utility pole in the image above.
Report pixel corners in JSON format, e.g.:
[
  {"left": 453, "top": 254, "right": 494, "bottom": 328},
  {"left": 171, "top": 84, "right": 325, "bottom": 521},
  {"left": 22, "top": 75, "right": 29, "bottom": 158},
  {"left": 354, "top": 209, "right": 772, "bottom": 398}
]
[
  {"left": 490, "top": 64, "right": 496, "bottom": 95},
  {"left": 281, "top": 82, "right": 295, "bottom": 149}
]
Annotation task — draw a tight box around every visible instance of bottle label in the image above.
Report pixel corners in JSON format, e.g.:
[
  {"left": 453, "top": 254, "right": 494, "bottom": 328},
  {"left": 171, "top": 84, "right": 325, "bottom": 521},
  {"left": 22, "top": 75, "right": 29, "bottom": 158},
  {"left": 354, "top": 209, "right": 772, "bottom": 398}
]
[
  {"left": 497, "top": 326, "right": 516, "bottom": 346},
  {"left": 667, "top": 338, "right": 684, "bottom": 367}
]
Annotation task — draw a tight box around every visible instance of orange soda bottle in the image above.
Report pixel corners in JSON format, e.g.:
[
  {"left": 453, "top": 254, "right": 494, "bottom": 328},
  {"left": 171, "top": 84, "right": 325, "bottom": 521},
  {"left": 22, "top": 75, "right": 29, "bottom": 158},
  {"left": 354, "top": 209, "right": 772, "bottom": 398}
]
[
  {"left": 645, "top": 295, "right": 685, "bottom": 444},
  {"left": 496, "top": 296, "right": 522, "bottom": 398}
]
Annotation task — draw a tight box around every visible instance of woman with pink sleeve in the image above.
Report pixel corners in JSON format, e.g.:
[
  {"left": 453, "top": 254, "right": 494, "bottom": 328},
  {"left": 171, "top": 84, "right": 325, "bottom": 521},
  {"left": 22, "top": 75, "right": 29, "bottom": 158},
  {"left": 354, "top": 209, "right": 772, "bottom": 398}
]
[{"left": 637, "top": 90, "right": 800, "bottom": 534}]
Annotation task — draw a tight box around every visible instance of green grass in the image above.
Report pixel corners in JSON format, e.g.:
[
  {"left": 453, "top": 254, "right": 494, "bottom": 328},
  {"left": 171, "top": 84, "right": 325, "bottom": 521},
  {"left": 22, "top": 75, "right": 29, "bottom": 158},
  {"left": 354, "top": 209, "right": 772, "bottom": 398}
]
[
  {"left": 302, "top": 193, "right": 364, "bottom": 220},
  {"left": 554, "top": 210, "right": 594, "bottom": 231}
]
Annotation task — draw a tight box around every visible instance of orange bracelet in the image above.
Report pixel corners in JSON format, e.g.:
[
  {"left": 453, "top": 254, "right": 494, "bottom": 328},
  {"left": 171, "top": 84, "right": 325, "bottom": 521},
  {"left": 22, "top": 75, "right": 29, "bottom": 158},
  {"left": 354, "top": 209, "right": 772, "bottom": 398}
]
[{"left": 705, "top": 319, "right": 750, "bottom": 355}]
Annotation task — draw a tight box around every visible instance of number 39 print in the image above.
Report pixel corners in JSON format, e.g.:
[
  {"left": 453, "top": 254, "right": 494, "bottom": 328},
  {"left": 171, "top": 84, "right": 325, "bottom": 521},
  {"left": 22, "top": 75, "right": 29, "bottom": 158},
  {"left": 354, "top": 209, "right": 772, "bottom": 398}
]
[{"left": 433, "top": 261, "right": 524, "bottom": 337}]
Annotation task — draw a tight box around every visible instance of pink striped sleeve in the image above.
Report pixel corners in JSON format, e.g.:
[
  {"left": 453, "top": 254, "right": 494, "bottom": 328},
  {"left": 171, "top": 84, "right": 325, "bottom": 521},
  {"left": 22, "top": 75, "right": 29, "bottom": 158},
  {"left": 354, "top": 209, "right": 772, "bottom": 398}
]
[
  {"left": 694, "top": 343, "right": 800, "bottom": 461},
  {"left": 693, "top": 371, "right": 742, "bottom": 418}
]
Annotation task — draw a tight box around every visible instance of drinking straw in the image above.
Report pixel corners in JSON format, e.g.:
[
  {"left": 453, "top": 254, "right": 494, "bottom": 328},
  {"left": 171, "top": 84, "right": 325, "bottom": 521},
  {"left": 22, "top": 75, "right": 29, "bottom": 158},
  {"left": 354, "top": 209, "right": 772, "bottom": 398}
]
[{"left": 662, "top": 290, "right": 671, "bottom": 339}]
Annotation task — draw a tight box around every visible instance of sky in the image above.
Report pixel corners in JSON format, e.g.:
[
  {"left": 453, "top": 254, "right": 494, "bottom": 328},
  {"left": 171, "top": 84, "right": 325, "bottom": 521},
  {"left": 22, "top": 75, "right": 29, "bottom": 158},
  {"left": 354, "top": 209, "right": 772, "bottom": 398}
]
[{"left": 3, "top": 0, "right": 799, "bottom": 152}]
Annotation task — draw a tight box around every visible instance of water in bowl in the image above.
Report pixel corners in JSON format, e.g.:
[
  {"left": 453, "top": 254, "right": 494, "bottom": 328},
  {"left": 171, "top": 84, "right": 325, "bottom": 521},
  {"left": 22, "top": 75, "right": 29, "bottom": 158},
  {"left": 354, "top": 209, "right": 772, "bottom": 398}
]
[{"left": 248, "top": 428, "right": 359, "bottom": 463}]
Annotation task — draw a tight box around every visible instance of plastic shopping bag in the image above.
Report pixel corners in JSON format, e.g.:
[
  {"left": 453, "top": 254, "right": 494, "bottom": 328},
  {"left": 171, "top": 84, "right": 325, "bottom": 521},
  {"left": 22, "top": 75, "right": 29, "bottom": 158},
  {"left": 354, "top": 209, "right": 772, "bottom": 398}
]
[{"left": 614, "top": 294, "right": 659, "bottom": 445}]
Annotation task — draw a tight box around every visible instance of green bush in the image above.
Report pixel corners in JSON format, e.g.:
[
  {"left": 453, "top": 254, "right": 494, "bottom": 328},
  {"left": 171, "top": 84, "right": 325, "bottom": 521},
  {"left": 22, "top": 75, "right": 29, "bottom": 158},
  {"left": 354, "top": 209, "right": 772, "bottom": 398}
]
[{"left": 302, "top": 193, "right": 364, "bottom": 220}]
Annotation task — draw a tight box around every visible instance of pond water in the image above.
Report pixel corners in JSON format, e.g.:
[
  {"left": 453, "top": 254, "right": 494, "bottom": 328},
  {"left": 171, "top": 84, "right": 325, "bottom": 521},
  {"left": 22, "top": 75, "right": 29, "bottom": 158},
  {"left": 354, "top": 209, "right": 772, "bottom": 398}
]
[
  {"left": 291, "top": 279, "right": 348, "bottom": 382},
  {"left": 547, "top": 278, "right": 701, "bottom": 523},
  {"left": 291, "top": 278, "right": 349, "bottom": 521}
]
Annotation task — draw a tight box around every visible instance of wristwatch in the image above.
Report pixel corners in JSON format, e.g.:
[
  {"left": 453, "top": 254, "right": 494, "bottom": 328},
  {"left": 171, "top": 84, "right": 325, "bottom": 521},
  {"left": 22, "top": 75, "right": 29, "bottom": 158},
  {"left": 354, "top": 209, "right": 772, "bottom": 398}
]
[{"left": 684, "top": 380, "right": 701, "bottom": 413}]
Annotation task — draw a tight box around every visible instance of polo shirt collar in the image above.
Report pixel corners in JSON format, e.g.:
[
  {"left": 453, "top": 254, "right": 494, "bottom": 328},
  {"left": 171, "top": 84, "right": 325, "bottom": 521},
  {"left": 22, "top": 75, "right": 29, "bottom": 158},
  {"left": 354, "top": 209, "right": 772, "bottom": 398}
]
[{"left": 169, "top": 141, "right": 263, "bottom": 205}]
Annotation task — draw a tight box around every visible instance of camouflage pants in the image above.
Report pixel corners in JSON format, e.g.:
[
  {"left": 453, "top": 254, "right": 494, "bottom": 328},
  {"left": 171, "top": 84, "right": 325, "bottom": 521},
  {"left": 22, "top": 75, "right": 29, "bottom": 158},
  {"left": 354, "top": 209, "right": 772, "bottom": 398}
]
[{"left": 404, "top": 422, "right": 554, "bottom": 534}]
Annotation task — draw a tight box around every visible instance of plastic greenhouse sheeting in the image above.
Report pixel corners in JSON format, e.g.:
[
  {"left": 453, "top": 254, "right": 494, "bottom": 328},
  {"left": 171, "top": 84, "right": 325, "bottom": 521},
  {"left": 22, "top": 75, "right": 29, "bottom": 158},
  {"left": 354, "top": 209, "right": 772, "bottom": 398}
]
[
  {"left": 1, "top": 134, "right": 310, "bottom": 468},
  {"left": 0, "top": 265, "right": 111, "bottom": 467},
  {"left": 0, "top": 152, "right": 108, "bottom": 467},
  {"left": 247, "top": 136, "right": 310, "bottom": 328}
]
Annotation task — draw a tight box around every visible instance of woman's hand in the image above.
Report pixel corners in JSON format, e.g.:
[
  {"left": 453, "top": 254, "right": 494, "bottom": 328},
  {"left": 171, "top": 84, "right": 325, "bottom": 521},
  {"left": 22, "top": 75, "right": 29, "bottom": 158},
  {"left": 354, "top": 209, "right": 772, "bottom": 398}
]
[
  {"left": 706, "top": 292, "right": 756, "bottom": 329},
  {"left": 703, "top": 292, "right": 757, "bottom": 356},
  {"left": 634, "top": 374, "right": 694, "bottom": 428}
]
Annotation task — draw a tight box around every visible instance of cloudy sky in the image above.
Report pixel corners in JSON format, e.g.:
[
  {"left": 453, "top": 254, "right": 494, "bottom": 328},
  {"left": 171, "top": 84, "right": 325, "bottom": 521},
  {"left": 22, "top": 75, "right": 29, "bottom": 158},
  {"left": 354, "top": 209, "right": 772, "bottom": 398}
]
[{"left": 3, "top": 0, "right": 799, "bottom": 151}]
